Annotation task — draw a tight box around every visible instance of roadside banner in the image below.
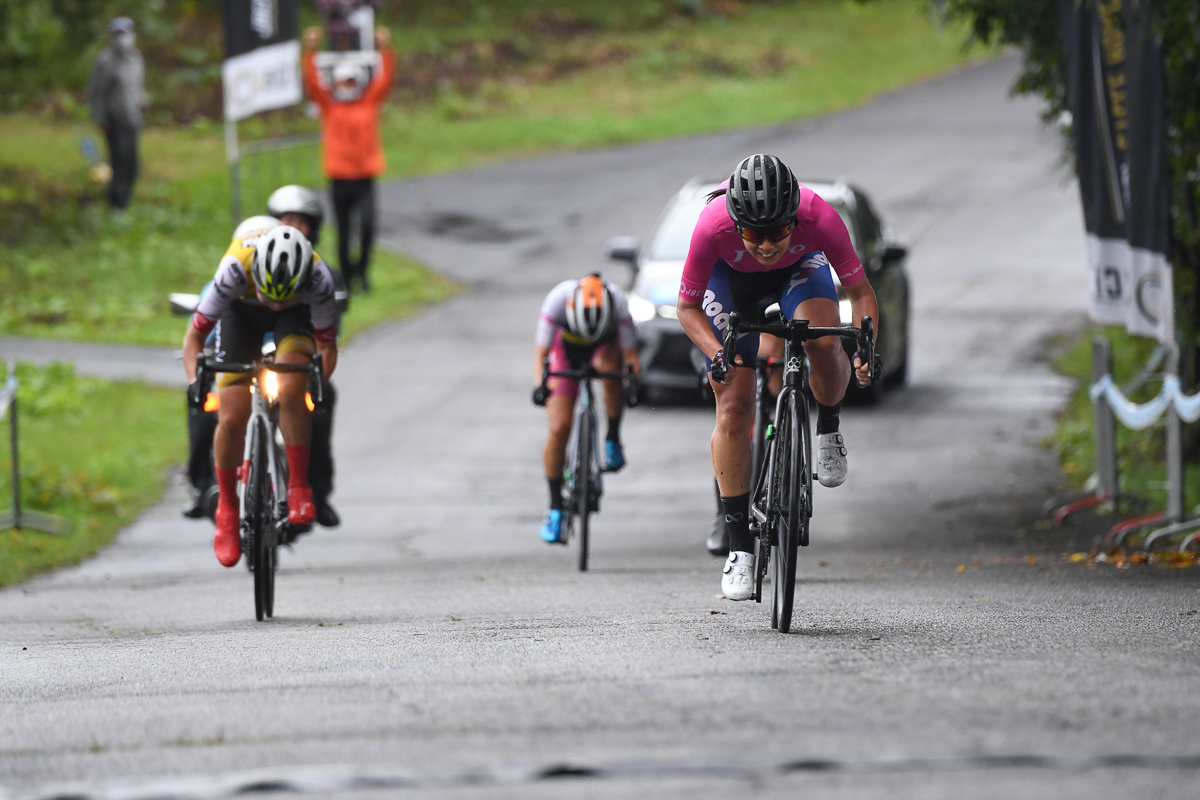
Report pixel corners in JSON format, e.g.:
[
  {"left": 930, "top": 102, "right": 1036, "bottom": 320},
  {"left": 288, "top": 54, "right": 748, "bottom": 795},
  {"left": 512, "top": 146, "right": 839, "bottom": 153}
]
[
  {"left": 1058, "top": 0, "right": 1172, "bottom": 342},
  {"left": 222, "top": 0, "right": 302, "bottom": 121}
]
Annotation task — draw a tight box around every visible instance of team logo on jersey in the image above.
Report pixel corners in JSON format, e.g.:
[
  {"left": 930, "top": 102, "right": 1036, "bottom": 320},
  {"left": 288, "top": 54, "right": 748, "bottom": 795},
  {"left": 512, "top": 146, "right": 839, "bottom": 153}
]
[
  {"left": 801, "top": 251, "right": 830, "bottom": 269},
  {"left": 703, "top": 289, "right": 731, "bottom": 331}
]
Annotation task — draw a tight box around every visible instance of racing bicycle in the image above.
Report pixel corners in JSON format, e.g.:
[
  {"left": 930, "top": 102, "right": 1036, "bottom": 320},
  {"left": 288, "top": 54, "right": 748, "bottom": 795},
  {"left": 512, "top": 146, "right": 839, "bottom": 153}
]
[
  {"left": 537, "top": 359, "right": 639, "bottom": 572},
  {"left": 191, "top": 352, "right": 325, "bottom": 621},
  {"left": 719, "top": 312, "right": 874, "bottom": 633}
]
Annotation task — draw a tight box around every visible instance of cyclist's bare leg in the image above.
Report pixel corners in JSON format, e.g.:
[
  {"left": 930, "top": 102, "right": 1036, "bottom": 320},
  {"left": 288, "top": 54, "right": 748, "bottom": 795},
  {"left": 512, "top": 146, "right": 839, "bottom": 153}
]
[
  {"left": 594, "top": 344, "right": 623, "bottom": 430},
  {"left": 794, "top": 297, "right": 848, "bottom": 405},
  {"left": 543, "top": 394, "right": 573, "bottom": 478},
  {"left": 213, "top": 386, "right": 252, "bottom": 471},
  {"left": 276, "top": 350, "right": 312, "bottom": 448},
  {"left": 711, "top": 365, "right": 756, "bottom": 496},
  {"left": 758, "top": 333, "right": 784, "bottom": 397}
]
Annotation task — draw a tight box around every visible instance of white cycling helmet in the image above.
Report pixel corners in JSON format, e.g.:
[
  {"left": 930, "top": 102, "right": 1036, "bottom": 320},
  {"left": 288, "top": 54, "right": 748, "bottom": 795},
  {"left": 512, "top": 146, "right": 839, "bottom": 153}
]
[
  {"left": 233, "top": 214, "right": 280, "bottom": 241},
  {"left": 266, "top": 185, "right": 324, "bottom": 245},
  {"left": 252, "top": 225, "right": 313, "bottom": 302},
  {"left": 565, "top": 274, "right": 615, "bottom": 344}
]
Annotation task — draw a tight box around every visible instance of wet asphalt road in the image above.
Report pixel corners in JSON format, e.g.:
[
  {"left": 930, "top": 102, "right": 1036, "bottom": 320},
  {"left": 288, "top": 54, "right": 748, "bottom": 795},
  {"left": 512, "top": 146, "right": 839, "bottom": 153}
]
[{"left": 3, "top": 56, "right": 1200, "bottom": 799}]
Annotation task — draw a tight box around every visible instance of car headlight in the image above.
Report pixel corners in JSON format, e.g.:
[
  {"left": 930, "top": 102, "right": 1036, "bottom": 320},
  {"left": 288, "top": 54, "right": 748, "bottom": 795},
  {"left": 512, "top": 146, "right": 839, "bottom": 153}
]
[{"left": 629, "top": 294, "right": 656, "bottom": 323}]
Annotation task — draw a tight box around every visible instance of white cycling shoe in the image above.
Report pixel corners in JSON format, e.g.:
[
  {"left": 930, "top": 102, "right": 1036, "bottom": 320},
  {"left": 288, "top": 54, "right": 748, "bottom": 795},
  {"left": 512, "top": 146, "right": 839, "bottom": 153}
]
[
  {"left": 721, "top": 551, "right": 755, "bottom": 601},
  {"left": 816, "top": 432, "right": 848, "bottom": 487}
]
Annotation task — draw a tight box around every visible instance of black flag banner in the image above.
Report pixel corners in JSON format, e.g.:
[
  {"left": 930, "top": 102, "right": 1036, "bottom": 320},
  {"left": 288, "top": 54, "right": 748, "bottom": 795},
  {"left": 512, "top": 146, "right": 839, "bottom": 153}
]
[
  {"left": 222, "top": 0, "right": 302, "bottom": 121},
  {"left": 1059, "top": 0, "right": 1172, "bottom": 342}
]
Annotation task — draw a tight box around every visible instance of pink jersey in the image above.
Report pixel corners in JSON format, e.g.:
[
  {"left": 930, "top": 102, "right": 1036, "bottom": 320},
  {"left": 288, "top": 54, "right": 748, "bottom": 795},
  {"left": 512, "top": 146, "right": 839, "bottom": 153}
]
[{"left": 679, "top": 185, "right": 864, "bottom": 303}]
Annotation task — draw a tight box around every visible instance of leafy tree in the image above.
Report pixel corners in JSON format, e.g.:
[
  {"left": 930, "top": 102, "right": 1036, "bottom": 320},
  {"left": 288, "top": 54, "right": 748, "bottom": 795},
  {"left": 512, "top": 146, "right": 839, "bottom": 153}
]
[{"left": 943, "top": 0, "right": 1200, "bottom": 383}]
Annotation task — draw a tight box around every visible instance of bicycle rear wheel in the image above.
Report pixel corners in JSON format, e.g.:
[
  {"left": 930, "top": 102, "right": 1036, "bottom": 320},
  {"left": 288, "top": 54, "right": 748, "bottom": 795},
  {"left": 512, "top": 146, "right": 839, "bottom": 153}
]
[
  {"left": 771, "top": 391, "right": 805, "bottom": 633},
  {"left": 576, "top": 408, "right": 593, "bottom": 572}
]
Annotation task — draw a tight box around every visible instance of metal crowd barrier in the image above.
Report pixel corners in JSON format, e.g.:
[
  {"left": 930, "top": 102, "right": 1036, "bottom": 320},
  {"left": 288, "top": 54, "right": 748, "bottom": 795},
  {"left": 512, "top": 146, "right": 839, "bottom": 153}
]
[
  {"left": 0, "top": 362, "right": 68, "bottom": 535},
  {"left": 1047, "top": 337, "right": 1200, "bottom": 553}
]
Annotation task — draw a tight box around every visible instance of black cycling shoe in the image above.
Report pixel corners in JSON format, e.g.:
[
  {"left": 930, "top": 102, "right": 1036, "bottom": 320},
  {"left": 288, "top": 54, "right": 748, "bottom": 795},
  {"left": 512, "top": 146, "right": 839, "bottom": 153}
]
[
  {"left": 181, "top": 488, "right": 207, "bottom": 519},
  {"left": 706, "top": 512, "right": 729, "bottom": 557},
  {"left": 202, "top": 485, "right": 220, "bottom": 523},
  {"left": 315, "top": 498, "right": 341, "bottom": 528}
]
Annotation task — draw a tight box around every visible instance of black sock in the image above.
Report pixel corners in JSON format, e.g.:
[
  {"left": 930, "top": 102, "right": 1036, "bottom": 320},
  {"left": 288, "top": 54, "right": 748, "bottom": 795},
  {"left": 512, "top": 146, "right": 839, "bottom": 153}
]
[
  {"left": 713, "top": 478, "right": 722, "bottom": 514},
  {"left": 719, "top": 492, "right": 752, "bottom": 553},
  {"left": 606, "top": 415, "right": 621, "bottom": 443},
  {"left": 816, "top": 400, "right": 842, "bottom": 435},
  {"left": 548, "top": 477, "right": 563, "bottom": 511}
]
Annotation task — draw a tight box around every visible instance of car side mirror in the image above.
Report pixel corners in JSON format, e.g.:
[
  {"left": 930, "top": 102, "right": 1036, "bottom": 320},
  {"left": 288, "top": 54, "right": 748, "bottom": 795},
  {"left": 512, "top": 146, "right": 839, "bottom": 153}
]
[
  {"left": 880, "top": 244, "right": 907, "bottom": 265},
  {"left": 607, "top": 236, "right": 639, "bottom": 264}
]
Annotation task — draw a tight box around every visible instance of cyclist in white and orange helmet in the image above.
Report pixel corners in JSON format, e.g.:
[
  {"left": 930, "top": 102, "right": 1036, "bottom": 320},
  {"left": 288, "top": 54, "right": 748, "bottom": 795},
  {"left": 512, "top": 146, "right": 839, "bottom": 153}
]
[{"left": 531, "top": 274, "right": 641, "bottom": 543}]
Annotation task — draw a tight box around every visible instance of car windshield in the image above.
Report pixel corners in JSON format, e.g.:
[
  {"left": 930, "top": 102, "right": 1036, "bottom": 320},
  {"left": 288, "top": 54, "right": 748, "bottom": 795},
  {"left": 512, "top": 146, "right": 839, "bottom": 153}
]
[
  {"left": 647, "top": 185, "right": 861, "bottom": 263},
  {"left": 646, "top": 188, "right": 715, "bottom": 262}
]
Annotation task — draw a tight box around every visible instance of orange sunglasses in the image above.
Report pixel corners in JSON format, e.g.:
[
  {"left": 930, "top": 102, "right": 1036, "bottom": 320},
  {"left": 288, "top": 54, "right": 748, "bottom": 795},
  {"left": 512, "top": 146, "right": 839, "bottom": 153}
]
[{"left": 738, "top": 223, "right": 793, "bottom": 245}]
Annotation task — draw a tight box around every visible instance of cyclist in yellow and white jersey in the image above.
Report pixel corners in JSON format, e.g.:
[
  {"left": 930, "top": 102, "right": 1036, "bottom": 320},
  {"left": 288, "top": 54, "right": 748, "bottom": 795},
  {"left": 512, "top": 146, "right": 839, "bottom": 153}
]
[{"left": 182, "top": 217, "right": 339, "bottom": 567}]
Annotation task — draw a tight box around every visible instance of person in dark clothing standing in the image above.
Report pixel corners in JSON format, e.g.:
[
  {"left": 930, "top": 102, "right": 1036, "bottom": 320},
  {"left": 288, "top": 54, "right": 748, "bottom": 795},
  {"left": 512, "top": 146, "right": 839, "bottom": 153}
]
[{"left": 86, "top": 17, "right": 147, "bottom": 210}]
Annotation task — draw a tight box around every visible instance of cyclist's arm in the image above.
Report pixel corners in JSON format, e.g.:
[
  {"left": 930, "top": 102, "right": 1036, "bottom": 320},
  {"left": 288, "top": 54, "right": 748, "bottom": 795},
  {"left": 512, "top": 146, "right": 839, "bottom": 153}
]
[
  {"left": 182, "top": 323, "right": 206, "bottom": 384},
  {"left": 307, "top": 259, "right": 340, "bottom": 378},
  {"left": 317, "top": 340, "right": 338, "bottom": 380},
  {"left": 843, "top": 278, "right": 880, "bottom": 385},
  {"left": 184, "top": 258, "right": 244, "bottom": 383},
  {"left": 533, "top": 345, "right": 551, "bottom": 385},
  {"left": 677, "top": 297, "right": 722, "bottom": 361},
  {"left": 622, "top": 346, "right": 641, "bottom": 378}
]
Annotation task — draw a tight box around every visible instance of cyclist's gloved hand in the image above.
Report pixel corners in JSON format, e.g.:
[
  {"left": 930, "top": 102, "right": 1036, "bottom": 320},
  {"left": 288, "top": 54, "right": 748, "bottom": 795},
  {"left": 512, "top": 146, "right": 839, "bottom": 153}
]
[
  {"left": 853, "top": 352, "right": 883, "bottom": 385},
  {"left": 710, "top": 348, "right": 732, "bottom": 384},
  {"left": 187, "top": 380, "right": 204, "bottom": 409},
  {"left": 532, "top": 385, "right": 550, "bottom": 407}
]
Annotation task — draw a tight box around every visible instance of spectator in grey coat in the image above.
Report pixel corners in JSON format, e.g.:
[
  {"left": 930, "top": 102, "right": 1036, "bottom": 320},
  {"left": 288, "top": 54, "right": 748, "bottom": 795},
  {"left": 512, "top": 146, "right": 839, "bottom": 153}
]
[{"left": 86, "top": 17, "right": 148, "bottom": 210}]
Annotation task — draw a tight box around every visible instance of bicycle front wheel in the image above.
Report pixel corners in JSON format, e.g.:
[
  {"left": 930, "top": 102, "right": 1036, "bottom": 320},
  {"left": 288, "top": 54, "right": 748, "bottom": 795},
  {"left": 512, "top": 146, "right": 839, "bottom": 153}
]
[
  {"left": 576, "top": 408, "right": 593, "bottom": 572},
  {"left": 248, "top": 419, "right": 275, "bottom": 622},
  {"left": 771, "top": 390, "right": 806, "bottom": 633}
]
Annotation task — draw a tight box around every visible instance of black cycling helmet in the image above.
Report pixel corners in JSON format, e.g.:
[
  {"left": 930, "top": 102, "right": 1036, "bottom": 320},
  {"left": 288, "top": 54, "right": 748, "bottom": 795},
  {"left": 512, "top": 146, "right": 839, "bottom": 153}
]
[{"left": 725, "top": 153, "right": 800, "bottom": 230}]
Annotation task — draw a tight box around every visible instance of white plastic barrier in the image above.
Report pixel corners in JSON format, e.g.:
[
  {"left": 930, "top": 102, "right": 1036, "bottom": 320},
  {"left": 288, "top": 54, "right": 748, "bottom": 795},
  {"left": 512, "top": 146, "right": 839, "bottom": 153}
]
[{"left": 1090, "top": 373, "right": 1200, "bottom": 430}]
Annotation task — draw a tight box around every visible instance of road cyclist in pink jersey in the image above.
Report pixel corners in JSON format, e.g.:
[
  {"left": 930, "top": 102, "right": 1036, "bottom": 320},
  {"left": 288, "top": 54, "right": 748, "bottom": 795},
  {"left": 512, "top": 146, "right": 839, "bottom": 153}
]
[
  {"left": 532, "top": 274, "right": 641, "bottom": 544},
  {"left": 676, "top": 154, "right": 881, "bottom": 601}
]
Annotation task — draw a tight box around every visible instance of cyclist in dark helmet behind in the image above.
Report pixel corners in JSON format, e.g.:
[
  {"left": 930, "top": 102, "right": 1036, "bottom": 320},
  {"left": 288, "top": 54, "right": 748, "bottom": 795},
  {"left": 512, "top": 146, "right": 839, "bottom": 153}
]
[
  {"left": 182, "top": 223, "right": 340, "bottom": 567},
  {"left": 676, "top": 154, "right": 880, "bottom": 600},
  {"left": 531, "top": 274, "right": 640, "bottom": 544},
  {"left": 267, "top": 185, "right": 343, "bottom": 528}
]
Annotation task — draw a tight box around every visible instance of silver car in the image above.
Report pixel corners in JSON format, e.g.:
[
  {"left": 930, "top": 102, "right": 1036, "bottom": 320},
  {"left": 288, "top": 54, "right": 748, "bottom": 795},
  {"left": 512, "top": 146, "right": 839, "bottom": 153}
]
[{"left": 608, "top": 178, "right": 910, "bottom": 402}]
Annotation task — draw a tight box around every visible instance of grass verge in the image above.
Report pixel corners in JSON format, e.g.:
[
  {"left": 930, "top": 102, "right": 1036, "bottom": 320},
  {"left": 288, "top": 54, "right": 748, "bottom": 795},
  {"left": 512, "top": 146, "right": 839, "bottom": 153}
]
[
  {"left": 0, "top": 363, "right": 182, "bottom": 588},
  {"left": 0, "top": 0, "right": 982, "bottom": 346},
  {"left": 1053, "top": 326, "right": 1200, "bottom": 513}
]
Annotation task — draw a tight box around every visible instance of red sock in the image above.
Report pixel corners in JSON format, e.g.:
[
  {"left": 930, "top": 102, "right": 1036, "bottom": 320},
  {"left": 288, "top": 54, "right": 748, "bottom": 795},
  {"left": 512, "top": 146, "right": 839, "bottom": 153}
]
[
  {"left": 286, "top": 444, "right": 310, "bottom": 490},
  {"left": 216, "top": 467, "right": 238, "bottom": 511}
]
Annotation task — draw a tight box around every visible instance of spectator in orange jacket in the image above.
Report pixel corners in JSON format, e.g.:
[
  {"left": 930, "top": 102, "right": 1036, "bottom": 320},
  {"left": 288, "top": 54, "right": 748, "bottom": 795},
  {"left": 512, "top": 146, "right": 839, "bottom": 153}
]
[{"left": 302, "top": 26, "right": 396, "bottom": 293}]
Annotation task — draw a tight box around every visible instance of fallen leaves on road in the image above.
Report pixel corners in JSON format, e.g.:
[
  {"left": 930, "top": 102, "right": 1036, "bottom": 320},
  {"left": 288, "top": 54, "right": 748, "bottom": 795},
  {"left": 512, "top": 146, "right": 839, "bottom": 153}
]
[{"left": 1077, "top": 548, "right": 1200, "bottom": 569}]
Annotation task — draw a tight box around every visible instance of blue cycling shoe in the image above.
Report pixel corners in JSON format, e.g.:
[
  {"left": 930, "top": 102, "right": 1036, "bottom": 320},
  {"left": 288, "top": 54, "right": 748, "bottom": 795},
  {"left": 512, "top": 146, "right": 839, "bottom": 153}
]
[
  {"left": 604, "top": 440, "right": 625, "bottom": 472},
  {"left": 540, "top": 509, "right": 565, "bottom": 544}
]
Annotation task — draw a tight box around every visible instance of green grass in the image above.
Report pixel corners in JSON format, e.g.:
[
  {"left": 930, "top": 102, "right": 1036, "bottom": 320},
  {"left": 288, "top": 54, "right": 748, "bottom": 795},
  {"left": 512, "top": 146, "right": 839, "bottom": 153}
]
[
  {"left": 0, "top": 363, "right": 183, "bottom": 588},
  {"left": 1053, "top": 326, "right": 1200, "bottom": 512},
  {"left": 378, "top": 0, "right": 985, "bottom": 174},
  {"left": 0, "top": 0, "right": 981, "bottom": 346}
]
